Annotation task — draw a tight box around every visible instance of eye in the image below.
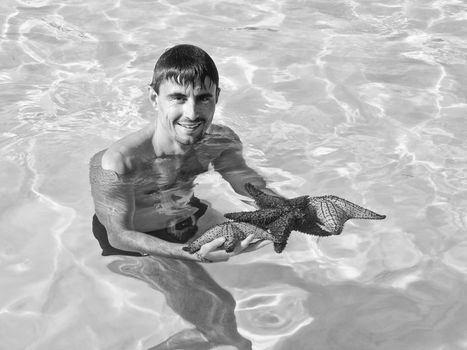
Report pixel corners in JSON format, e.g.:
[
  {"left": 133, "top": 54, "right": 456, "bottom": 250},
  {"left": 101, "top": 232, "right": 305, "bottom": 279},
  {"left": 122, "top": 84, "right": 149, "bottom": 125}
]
[
  {"left": 198, "top": 95, "right": 212, "bottom": 103},
  {"left": 170, "top": 94, "right": 187, "bottom": 103}
]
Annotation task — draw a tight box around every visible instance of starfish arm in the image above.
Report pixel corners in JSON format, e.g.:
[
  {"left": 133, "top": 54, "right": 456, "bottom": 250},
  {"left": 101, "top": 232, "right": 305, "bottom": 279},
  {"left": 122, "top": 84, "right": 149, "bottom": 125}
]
[
  {"left": 224, "top": 225, "right": 242, "bottom": 253},
  {"left": 267, "top": 211, "right": 298, "bottom": 253},
  {"left": 182, "top": 224, "right": 226, "bottom": 253},
  {"left": 244, "top": 183, "right": 289, "bottom": 208},
  {"left": 233, "top": 222, "right": 277, "bottom": 241},
  {"left": 224, "top": 208, "right": 284, "bottom": 228},
  {"left": 286, "top": 195, "right": 310, "bottom": 208},
  {"left": 294, "top": 220, "right": 334, "bottom": 237},
  {"left": 273, "top": 231, "right": 292, "bottom": 253},
  {"left": 324, "top": 195, "right": 386, "bottom": 220},
  {"left": 308, "top": 197, "right": 347, "bottom": 235},
  {"left": 304, "top": 196, "right": 386, "bottom": 235}
]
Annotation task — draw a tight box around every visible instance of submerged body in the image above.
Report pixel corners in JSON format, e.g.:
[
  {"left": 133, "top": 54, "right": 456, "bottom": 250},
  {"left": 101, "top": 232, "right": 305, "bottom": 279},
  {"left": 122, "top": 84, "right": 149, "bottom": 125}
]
[
  {"left": 88, "top": 44, "right": 277, "bottom": 349},
  {"left": 89, "top": 122, "right": 271, "bottom": 260},
  {"left": 90, "top": 124, "right": 236, "bottom": 233}
]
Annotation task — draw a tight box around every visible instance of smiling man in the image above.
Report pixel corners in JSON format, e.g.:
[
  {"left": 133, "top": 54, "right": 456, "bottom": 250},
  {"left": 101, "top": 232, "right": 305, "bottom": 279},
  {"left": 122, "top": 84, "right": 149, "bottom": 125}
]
[{"left": 89, "top": 44, "right": 276, "bottom": 263}]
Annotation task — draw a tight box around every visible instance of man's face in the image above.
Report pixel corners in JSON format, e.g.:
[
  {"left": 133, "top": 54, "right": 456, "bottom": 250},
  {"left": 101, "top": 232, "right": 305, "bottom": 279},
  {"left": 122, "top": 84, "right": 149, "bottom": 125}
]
[{"left": 153, "top": 77, "right": 219, "bottom": 146}]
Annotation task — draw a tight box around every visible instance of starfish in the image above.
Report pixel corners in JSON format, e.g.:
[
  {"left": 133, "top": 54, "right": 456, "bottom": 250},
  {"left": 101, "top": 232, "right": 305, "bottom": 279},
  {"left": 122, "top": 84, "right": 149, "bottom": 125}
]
[
  {"left": 224, "top": 183, "right": 386, "bottom": 253},
  {"left": 182, "top": 222, "right": 278, "bottom": 254}
]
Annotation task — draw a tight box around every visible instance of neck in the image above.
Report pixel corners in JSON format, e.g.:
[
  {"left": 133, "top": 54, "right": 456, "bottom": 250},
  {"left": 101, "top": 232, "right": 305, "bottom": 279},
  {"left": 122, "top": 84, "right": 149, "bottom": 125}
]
[{"left": 152, "top": 120, "right": 192, "bottom": 157}]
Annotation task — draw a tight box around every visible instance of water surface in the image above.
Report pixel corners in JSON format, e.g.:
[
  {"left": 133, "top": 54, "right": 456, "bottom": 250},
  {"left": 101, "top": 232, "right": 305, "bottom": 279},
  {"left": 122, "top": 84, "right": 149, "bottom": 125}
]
[{"left": 1, "top": 0, "right": 467, "bottom": 349}]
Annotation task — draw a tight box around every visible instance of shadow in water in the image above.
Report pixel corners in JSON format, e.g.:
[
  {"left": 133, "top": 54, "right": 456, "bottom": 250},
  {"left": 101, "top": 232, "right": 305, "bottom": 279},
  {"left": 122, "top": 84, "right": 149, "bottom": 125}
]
[
  {"left": 107, "top": 256, "right": 252, "bottom": 350},
  {"left": 211, "top": 261, "right": 467, "bottom": 350}
]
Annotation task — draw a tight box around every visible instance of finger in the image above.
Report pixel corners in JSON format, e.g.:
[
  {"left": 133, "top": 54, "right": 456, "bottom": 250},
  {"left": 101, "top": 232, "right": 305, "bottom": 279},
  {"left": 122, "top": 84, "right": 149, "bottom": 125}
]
[
  {"left": 198, "top": 237, "right": 226, "bottom": 256},
  {"left": 239, "top": 234, "right": 256, "bottom": 249},
  {"left": 195, "top": 252, "right": 213, "bottom": 263},
  {"left": 204, "top": 250, "right": 230, "bottom": 262},
  {"left": 230, "top": 234, "right": 255, "bottom": 255}
]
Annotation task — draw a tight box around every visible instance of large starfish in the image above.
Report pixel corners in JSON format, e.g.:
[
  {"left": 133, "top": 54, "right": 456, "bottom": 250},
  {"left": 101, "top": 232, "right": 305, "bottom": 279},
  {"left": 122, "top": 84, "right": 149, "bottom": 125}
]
[
  {"left": 224, "top": 183, "right": 386, "bottom": 253},
  {"left": 182, "top": 222, "right": 278, "bottom": 254},
  {"left": 223, "top": 184, "right": 307, "bottom": 253}
]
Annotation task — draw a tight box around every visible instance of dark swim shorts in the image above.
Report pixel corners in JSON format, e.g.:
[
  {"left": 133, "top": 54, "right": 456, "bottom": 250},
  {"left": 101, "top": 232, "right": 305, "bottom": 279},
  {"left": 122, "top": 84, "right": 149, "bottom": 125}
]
[{"left": 92, "top": 197, "right": 208, "bottom": 256}]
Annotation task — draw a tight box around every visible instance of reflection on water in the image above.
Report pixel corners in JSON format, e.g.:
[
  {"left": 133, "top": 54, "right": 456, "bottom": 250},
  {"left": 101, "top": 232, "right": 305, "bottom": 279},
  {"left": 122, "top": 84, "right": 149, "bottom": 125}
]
[
  {"left": 1, "top": 0, "right": 467, "bottom": 349},
  {"left": 108, "top": 256, "right": 251, "bottom": 350},
  {"left": 210, "top": 262, "right": 467, "bottom": 350}
]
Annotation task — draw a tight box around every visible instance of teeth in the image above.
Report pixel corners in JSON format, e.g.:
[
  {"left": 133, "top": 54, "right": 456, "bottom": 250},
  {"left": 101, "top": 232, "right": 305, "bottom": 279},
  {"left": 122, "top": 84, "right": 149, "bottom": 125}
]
[{"left": 178, "top": 122, "right": 201, "bottom": 129}]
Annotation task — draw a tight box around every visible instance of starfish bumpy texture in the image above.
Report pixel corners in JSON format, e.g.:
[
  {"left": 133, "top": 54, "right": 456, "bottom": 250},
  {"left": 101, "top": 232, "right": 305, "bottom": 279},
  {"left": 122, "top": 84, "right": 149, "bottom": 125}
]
[
  {"left": 224, "top": 184, "right": 308, "bottom": 253},
  {"left": 182, "top": 222, "right": 277, "bottom": 254},
  {"left": 295, "top": 195, "right": 386, "bottom": 237},
  {"left": 224, "top": 183, "right": 386, "bottom": 253},
  {"left": 182, "top": 183, "right": 386, "bottom": 255}
]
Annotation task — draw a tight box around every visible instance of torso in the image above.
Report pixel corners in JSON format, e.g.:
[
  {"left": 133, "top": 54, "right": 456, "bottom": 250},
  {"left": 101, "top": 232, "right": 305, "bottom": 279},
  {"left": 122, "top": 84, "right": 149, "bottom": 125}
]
[
  {"left": 90, "top": 124, "right": 239, "bottom": 232},
  {"left": 129, "top": 147, "right": 211, "bottom": 231}
]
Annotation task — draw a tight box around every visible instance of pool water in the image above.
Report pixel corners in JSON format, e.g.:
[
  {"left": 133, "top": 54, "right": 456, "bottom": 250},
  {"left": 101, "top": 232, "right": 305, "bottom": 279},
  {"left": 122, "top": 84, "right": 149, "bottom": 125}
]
[{"left": 1, "top": 0, "right": 467, "bottom": 349}]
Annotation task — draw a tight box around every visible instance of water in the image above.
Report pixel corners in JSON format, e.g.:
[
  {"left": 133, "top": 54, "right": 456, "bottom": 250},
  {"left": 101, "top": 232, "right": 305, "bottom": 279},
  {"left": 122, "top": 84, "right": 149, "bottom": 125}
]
[{"left": 1, "top": 0, "right": 467, "bottom": 349}]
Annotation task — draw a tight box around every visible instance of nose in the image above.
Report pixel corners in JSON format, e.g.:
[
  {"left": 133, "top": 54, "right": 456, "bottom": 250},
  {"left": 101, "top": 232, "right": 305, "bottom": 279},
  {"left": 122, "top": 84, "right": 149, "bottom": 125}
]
[{"left": 183, "top": 98, "right": 197, "bottom": 121}]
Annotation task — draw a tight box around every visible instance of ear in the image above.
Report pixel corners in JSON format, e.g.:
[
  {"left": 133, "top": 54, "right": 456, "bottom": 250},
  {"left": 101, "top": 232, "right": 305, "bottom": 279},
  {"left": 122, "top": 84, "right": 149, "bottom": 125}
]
[
  {"left": 215, "top": 87, "right": 221, "bottom": 103},
  {"left": 148, "top": 85, "right": 158, "bottom": 109}
]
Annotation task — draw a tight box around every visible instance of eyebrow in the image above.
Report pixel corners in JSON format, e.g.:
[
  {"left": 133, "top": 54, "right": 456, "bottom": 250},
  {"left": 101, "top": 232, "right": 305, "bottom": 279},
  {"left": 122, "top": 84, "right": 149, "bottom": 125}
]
[
  {"left": 167, "top": 92, "right": 214, "bottom": 99},
  {"left": 167, "top": 92, "right": 187, "bottom": 99}
]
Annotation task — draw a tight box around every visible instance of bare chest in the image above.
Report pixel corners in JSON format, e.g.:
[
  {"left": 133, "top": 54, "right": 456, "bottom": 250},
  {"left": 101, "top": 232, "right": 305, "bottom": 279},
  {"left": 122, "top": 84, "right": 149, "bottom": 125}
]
[{"left": 131, "top": 153, "right": 210, "bottom": 208}]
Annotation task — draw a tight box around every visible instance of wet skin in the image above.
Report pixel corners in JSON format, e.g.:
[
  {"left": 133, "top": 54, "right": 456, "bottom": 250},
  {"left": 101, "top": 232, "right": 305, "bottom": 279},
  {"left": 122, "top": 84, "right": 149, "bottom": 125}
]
[
  {"left": 90, "top": 78, "right": 274, "bottom": 263},
  {"left": 152, "top": 77, "right": 219, "bottom": 148}
]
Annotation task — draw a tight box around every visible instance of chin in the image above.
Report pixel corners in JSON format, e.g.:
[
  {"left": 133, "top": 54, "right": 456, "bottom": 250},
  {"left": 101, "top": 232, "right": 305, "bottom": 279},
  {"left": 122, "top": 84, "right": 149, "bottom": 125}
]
[
  {"left": 182, "top": 128, "right": 208, "bottom": 144},
  {"left": 176, "top": 133, "right": 203, "bottom": 145}
]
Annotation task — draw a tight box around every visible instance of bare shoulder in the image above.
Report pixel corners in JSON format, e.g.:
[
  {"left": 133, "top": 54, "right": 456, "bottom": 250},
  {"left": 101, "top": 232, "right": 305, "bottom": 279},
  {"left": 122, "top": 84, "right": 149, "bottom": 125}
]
[
  {"left": 89, "top": 149, "right": 121, "bottom": 187},
  {"left": 209, "top": 124, "right": 241, "bottom": 142},
  {"left": 94, "top": 124, "right": 155, "bottom": 175},
  {"left": 101, "top": 148, "right": 128, "bottom": 174}
]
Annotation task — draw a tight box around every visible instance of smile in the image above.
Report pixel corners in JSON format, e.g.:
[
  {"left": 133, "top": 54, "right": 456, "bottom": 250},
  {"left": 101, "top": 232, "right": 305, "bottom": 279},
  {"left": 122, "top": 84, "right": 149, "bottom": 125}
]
[{"left": 177, "top": 121, "right": 203, "bottom": 130}]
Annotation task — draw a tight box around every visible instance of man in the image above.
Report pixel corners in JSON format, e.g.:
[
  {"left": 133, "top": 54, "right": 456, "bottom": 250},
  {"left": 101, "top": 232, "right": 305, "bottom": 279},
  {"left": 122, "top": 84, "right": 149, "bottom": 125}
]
[{"left": 90, "top": 44, "right": 276, "bottom": 263}]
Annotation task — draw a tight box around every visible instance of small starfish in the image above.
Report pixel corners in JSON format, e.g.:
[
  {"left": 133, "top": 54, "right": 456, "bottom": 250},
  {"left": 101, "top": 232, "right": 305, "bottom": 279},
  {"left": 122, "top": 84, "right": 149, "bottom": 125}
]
[
  {"left": 224, "top": 183, "right": 386, "bottom": 253},
  {"left": 182, "top": 222, "right": 277, "bottom": 254}
]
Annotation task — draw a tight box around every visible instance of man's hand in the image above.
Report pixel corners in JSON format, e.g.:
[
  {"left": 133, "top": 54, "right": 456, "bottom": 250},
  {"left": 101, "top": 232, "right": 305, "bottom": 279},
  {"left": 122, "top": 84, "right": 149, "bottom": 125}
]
[{"left": 195, "top": 235, "right": 271, "bottom": 263}]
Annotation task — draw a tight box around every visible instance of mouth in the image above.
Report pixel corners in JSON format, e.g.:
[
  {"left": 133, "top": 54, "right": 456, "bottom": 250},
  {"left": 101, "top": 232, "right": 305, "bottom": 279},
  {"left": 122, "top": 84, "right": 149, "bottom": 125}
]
[{"left": 176, "top": 121, "right": 203, "bottom": 131}]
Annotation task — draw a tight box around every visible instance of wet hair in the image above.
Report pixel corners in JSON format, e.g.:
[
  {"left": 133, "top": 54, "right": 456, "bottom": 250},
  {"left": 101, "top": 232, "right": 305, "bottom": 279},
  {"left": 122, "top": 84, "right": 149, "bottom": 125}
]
[{"left": 150, "top": 44, "right": 219, "bottom": 93}]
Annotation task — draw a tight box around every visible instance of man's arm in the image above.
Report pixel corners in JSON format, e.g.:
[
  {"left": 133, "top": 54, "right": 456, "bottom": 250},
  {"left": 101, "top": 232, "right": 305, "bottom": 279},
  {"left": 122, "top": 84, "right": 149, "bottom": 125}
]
[{"left": 212, "top": 128, "right": 281, "bottom": 198}]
